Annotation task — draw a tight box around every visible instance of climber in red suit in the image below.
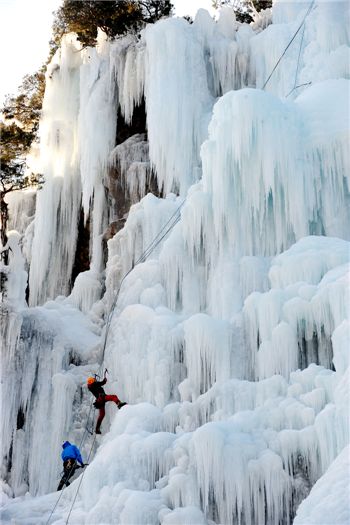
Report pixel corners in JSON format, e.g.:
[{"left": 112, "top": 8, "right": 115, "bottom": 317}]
[{"left": 87, "top": 372, "right": 126, "bottom": 434}]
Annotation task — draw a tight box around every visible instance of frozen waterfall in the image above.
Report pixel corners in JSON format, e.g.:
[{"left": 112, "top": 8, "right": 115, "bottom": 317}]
[{"left": 1, "top": 2, "right": 349, "bottom": 524}]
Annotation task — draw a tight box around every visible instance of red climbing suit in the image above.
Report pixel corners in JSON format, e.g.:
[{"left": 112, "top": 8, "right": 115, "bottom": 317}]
[
  {"left": 87, "top": 376, "right": 125, "bottom": 434},
  {"left": 94, "top": 393, "right": 120, "bottom": 433}
]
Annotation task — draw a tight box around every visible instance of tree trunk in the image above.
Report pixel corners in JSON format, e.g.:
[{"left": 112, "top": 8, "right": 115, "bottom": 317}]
[{"left": 0, "top": 194, "right": 9, "bottom": 265}]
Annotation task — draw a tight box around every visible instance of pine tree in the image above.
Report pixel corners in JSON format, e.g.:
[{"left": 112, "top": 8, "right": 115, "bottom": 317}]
[
  {"left": 2, "top": 69, "right": 46, "bottom": 132},
  {"left": 212, "top": 0, "right": 272, "bottom": 23},
  {"left": 0, "top": 121, "right": 43, "bottom": 261},
  {"left": 52, "top": 0, "right": 174, "bottom": 48},
  {"left": 1, "top": 70, "right": 46, "bottom": 260}
]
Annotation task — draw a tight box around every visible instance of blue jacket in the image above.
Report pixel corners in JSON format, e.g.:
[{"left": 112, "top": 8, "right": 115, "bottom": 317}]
[{"left": 61, "top": 441, "right": 84, "bottom": 466}]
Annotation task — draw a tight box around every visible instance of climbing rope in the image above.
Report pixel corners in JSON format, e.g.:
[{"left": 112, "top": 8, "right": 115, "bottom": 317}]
[
  {"left": 293, "top": 22, "right": 306, "bottom": 91},
  {"left": 65, "top": 435, "right": 97, "bottom": 524},
  {"left": 45, "top": 403, "right": 94, "bottom": 525},
  {"left": 46, "top": 197, "right": 185, "bottom": 524},
  {"left": 285, "top": 81, "right": 312, "bottom": 98},
  {"left": 285, "top": 21, "right": 312, "bottom": 97},
  {"left": 262, "top": 0, "right": 316, "bottom": 91},
  {"left": 99, "top": 198, "right": 186, "bottom": 365}
]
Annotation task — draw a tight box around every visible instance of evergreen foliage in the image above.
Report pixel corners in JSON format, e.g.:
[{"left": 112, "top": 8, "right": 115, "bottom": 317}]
[
  {"left": 2, "top": 69, "right": 46, "bottom": 133},
  {"left": 1, "top": 66, "right": 47, "bottom": 174},
  {"left": 1, "top": 71, "right": 45, "bottom": 255},
  {"left": 212, "top": 0, "right": 272, "bottom": 23},
  {"left": 0, "top": 120, "right": 43, "bottom": 255},
  {"left": 52, "top": 0, "right": 173, "bottom": 48}
]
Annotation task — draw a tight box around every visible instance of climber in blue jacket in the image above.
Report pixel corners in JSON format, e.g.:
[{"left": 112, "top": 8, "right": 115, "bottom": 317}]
[{"left": 57, "top": 441, "right": 86, "bottom": 491}]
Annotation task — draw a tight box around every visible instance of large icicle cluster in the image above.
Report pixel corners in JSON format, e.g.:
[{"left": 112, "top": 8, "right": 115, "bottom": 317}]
[
  {"left": 1, "top": 1, "right": 349, "bottom": 524},
  {"left": 28, "top": 32, "right": 116, "bottom": 307},
  {"left": 27, "top": 35, "right": 82, "bottom": 306},
  {"left": 0, "top": 302, "right": 99, "bottom": 496},
  {"left": 109, "top": 134, "right": 150, "bottom": 202}
]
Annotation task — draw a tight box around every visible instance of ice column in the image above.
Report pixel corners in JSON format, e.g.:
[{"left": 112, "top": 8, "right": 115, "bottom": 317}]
[{"left": 28, "top": 35, "right": 82, "bottom": 305}]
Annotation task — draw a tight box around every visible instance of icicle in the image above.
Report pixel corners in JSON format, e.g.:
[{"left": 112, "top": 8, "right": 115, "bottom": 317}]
[
  {"left": 5, "top": 189, "right": 36, "bottom": 235},
  {"left": 4, "top": 232, "right": 27, "bottom": 309},
  {"left": 109, "top": 134, "right": 150, "bottom": 202},
  {"left": 28, "top": 35, "right": 83, "bottom": 306},
  {"left": 143, "top": 18, "right": 213, "bottom": 194},
  {"left": 183, "top": 314, "right": 232, "bottom": 398}
]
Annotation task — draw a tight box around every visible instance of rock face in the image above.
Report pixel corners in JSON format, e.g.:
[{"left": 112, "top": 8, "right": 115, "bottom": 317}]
[{"left": 0, "top": 3, "right": 349, "bottom": 524}]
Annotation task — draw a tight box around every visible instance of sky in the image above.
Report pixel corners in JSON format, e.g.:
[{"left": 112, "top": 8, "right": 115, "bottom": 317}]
[{"left": 0, "top": 0, "right": 215, "bottom": 105}]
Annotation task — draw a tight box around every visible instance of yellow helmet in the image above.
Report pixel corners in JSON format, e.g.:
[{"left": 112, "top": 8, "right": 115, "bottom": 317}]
[{"left": 87, "top": 376, "right": 96, "bottom": 385}]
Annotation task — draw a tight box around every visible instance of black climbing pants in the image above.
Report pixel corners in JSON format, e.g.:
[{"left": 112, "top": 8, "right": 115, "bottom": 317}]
[{"left": 57, "top": 459, "right": 79, "bottom": 491}]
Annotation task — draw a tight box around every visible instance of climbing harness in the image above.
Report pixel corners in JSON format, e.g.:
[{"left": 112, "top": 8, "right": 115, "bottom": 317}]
[
  {"left": 46, "top": 198, "right": 185, "bottom": 524},
  {"left": 64, "top": 435, "right": 97, "bottom": 525},
  {"left": 262, "top": 0, "right": 316, "bottom": 91},
  {"left": 45, "top": 403, "right": 94, "bottom": 525}
]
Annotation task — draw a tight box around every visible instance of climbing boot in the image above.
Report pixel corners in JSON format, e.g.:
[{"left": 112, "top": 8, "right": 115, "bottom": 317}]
[
  {"left": 118, "top": 402, "right": 127, "bottom": 409},
  {"left": 95, "top": 429, "right": 102, "bottom": 434}
]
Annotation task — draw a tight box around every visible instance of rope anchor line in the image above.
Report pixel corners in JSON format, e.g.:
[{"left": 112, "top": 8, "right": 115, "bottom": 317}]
[
  {"left": 46, "top": 4, "right": 318, "bottom": 512},
  {"left": 46, "top": 198, "right": 185, "bottom": 525},
  {"left": 41, "top": 3, "right": 316, "bottom": 514},
  {"left": 262, "top": 0, "right": 316, "bottom": 91}
]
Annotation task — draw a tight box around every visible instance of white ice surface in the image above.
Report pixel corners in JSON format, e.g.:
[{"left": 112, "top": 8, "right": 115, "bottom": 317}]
[
  {"left": 1, "top": 2, "right": 349, "bottom": 524},
  {"left": 294, "top": 444, "right": 350, "bottom": 525}
]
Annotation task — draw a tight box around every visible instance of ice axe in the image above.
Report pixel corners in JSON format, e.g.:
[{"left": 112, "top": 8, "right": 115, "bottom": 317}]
[{"left": 103, "top": 368, "right": 118, "bottom": 382}]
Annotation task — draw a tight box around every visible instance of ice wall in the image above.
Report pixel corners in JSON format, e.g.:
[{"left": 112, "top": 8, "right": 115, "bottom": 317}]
[
  {"left": 251, "top": 0, "right": 350, "bottom": 96},
  {"left": 0, "top": 301, "right": 100, "bottom": 496},
  {"left": 109, "top": 134, "right": 150, "bottom": 202},
  {"left": 28, "top": 32, "right": 116, "bottom": 307},
  {"left": 87, "top": 3, "right": 350, "bottom": 522},
  {"left": 5, "top": 190, "right": 36, "bottom": 236},
  {"left": 27, "top": 35, "right": 82, "bottom": 306},
  {"left": 294, "top": 444, "right": 350, "bottom": 525},
  {"left": 1, "top": 1, "right": 349, "bottom": 524},
  {"left": 25, "top": 1, "right": 350, "bottom": 309}
]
